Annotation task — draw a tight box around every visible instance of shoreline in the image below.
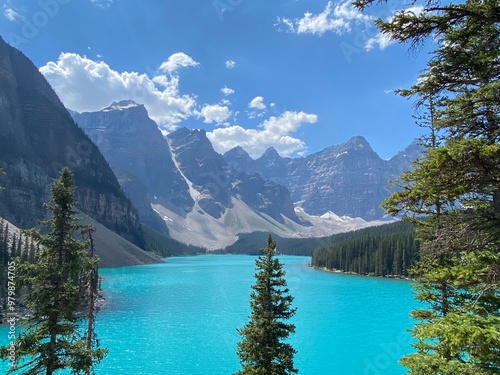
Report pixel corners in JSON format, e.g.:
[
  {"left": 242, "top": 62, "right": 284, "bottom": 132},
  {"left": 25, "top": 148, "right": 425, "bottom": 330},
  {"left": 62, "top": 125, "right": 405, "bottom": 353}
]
[{"left": 309, "top": 264, "right": 413, "bottom": 281}]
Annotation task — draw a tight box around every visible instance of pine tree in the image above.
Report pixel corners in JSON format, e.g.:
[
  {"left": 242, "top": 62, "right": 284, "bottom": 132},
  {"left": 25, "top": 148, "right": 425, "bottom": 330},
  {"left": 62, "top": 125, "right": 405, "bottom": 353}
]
[
  {"left": 353, "top": 0, "right": 500, "bottom": 372},
  {"left": 234, "top": 234, "right": 297, "bottom": 375},
  {"left": 9, "top": 233, "right": 17, "bottom": 259},
  {"left": 18, "top": 233, "right": 26, "bottom": 262},
  {"left": 0, "top": 168, "right": 107, "bottom": 374},
  {"left": 2, "top": 223, "right": 8, "bottom": 258},
  {"left": 81, "top": 224, "right": 102, "bottom": 375}
]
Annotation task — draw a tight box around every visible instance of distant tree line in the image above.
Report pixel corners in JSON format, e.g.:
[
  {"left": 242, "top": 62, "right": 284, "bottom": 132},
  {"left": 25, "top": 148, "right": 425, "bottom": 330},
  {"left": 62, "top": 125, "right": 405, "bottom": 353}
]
[
  {"left": 141, "top": 224, "right": 205, "bottom": 257},
  {"left": 0, "top": 221, "right": 39, "bottom": 316},
  {"left": 311, "top": 221, "right": 420, "bottom": 277},
  {"left": 224, "top": 232, "right": 325, "bottom": 256}
]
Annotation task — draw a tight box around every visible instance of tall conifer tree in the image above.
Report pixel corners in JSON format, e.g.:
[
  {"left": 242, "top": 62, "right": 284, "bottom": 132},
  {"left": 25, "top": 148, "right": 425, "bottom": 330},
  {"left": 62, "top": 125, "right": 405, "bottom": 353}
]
[
  {"left": 234, "top": 234, "right": 297, "bottom": 375},
  {"left": 353, "top": 0, "right": 500, "bottom": 372},
  {"left": 0, "top": 168, "right": 107, "bottom": 374}
]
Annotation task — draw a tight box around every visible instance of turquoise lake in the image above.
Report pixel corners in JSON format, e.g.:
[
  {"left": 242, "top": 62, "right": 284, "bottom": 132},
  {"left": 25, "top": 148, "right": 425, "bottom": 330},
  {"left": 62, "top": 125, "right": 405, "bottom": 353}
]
[{"left": 0, "top": 255, "right": 416, "bottom": 374}]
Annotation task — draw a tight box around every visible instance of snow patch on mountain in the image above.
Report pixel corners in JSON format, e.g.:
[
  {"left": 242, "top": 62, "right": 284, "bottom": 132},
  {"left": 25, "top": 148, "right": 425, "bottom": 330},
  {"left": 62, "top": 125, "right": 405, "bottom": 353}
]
[
  {"left": 166, "top": 136, "right": 201, "bottom": 202},
  {"left": 102, "top": 100, "right": 141, "bottom": 112}
]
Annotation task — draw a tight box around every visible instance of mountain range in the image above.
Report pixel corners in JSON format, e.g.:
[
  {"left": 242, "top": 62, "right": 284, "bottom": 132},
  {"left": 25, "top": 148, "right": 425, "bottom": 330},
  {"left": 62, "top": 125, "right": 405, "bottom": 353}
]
[
  {"left": 74, "top": 102, "right": 306, "bottom": 248},
  {"left": 224, "top": 135, "right": 422, "bottom": 220},
  {"left": 0, "top": 35, "right": 422, "bottom": 257},
  {"left": 72, "top": 100, "right": 421, "bottom": 248}
]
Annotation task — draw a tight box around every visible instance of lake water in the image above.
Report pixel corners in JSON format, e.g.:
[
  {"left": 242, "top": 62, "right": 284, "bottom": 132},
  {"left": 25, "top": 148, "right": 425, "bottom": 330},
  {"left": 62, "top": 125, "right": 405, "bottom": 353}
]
[{"left": 0, "top": 255, "right": 416, "bottom": 374}]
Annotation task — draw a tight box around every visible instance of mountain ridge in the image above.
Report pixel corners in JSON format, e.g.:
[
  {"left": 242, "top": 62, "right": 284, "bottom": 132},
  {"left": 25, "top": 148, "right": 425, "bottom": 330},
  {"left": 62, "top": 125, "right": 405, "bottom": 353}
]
[
  {"left": 72, "top": 101, "right": 411, "bottom": 248},
  {"left": 73, "top": 104, "right": 321, "bottom": 248},
  {"left": 225, "top": 135, "right": 422, "bottom": 220},
  {"left": 0, "top": 36, "right": 153, "bottom": 264}
]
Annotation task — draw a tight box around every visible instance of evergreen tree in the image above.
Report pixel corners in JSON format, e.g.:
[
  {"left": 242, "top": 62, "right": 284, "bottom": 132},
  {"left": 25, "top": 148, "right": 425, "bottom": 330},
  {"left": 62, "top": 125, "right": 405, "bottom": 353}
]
[
  {"left": 353, "top": 0, "right": 500, "bottom": 372},
  {"left": 311, "top": 221, "right": 419, "bottom": 277},
  {"left": 18, "top": 233, "right": 26, "bottom": 262},
  {"left": 234, "top": 234, "right": 297, "bottom": 375},
  {"left": 27, "top": 238, "right": 36, "bottom": 264},
  {"left": 0, "top": 168, "right": 107, "bottom": 374},
  {"left": 2, "top": 223, "right": 8, "bottom": 258},
  {"left": 9, "top": 233, "right": 17, "bottom": 259},
  {"left": 80, "top": 224, "right": 102, "bottom": 375}
]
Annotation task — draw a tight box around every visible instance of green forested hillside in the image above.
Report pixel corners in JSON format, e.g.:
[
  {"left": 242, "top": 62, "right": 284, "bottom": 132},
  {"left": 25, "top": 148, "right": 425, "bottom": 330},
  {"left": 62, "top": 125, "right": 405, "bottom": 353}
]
[
  {"left": 311, "top": 221, "right": 419, "bottom": 277},
  {"left": 224, "top": 222, "right": 420, "bottom": 277},
  {"left": 223, "top": 232, "right": 324, "bottom": 256},
  {"left": 141, "top": 225, "right": 205, "bottom": 257}
]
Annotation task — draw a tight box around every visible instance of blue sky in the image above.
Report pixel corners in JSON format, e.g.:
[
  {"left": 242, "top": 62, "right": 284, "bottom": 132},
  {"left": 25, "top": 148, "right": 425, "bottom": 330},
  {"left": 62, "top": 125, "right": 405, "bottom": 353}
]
[{"left": 0, "top": 0, "right": 429, "bottom": 159}]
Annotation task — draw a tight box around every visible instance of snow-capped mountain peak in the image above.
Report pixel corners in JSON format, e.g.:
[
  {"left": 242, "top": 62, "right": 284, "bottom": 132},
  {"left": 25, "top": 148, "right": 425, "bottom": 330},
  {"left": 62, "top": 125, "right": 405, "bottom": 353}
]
[{"left": 102, "top": 100, "right": 142, "bottom": 112}]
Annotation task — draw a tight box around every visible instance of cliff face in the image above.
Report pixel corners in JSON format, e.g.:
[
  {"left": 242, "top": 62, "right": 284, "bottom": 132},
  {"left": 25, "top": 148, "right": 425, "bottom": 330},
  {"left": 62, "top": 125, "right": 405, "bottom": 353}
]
[
  {"left": 167, "top": 128, "right": 300, "bottom": 224},
  {"left": 0, "top": 36, "right": 144, "bottom": 247},
  {"left": 73, "top": 100, "right": 301, "bottom": 226},
  {"left": 73, "top": 101, "right": 193, "bottom": 232},
  {"left": 225, "top": 136, "right": 423, "bottom": 220}
]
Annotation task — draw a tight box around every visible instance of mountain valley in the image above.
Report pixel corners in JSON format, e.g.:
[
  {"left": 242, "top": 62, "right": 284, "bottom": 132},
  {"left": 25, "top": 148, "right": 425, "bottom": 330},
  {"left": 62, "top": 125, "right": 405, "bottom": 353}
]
[
  {"left": 72, "top": 100, "right": 419, "bottom": 248},
  {"left": 0, "top": 35, "right": 421, "bottom": 255}
]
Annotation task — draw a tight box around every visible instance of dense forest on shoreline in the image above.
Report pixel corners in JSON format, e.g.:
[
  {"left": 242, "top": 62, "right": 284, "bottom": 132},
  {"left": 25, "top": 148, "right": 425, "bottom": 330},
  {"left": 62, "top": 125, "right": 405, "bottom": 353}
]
[
  {"left": 222, "top": 231, "right": 325, "bottom": 256},
  {"left": 223, "top": 221, "right": 420, "bottom": 277},
  {"left": 311, "top": 221, "right": 419, "bottom": 277}
]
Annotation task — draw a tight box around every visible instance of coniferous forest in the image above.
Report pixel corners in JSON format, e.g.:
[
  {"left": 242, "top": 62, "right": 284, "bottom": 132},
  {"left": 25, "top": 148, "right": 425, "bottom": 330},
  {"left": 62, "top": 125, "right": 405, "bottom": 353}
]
[
  {"left": 311, "top": 221, "right": 419, "bottom": 277},
  {"left": 0, "top": 221, "right": 38, "bottom": 317}
]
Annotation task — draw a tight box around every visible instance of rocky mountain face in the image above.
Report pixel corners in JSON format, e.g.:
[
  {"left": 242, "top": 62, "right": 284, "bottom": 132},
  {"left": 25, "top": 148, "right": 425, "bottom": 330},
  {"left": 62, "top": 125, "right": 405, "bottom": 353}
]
[
  {"left": 166, "top": 128, "right": 299, "bottom": 224},
  {"left": 72, "top": 101, "right": 193, "bottom": 233},
  {"left": 0, "top": 36, "right": 145, "bottom": 248},
  {"left": 73, "top": 105, "right": 301, "bottom": 247},
  {"left": 225, "top": 136, "right": 422, "bottom": 220},
  {"left": 386, "top": 139, "right": 423, "bottom": 176},
  {"left": 71, "top": 99, "right": 420, "bottom": 247},
  {"left": 167, "top": 127, "right": 231, "bottom": 219}
]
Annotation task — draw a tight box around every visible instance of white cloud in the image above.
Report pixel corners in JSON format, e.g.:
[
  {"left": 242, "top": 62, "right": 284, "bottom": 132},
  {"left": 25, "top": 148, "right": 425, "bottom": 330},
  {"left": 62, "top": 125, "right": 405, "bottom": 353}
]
[
  {"left": 159, "top": 52, "right": 199, "bottom": 73},
  {"left": 225, "top": 60, "right": 236, "bottom": 69},
  {"left": 248, "top": 96, "right": 266, "bottom": 110},
  {"left": 277, "top": 1, "right": 426, "bottom": 53},
  {"left": 364, "top": 6, "right": 423, "bottom": 51},
  {"left": 200, "top": 104, "right": 231, "bottom": 124},
  {"left": 364, "top": 32, "right": 393, "bottom": 51},
  {"left": 207, "top": 111, "right": 318, "bottom": 158},
  {"left": 3, "top": 6, "right": 19, "bottom": 21},
  {"left": 40, "top": 53, "right": 198, "bottom": 130},
  {"left": 276, "top": 0, "right": 372, "bottom": 36},
  {"left": 221, "top": 86, "right": 235, "bottom": 96}
]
